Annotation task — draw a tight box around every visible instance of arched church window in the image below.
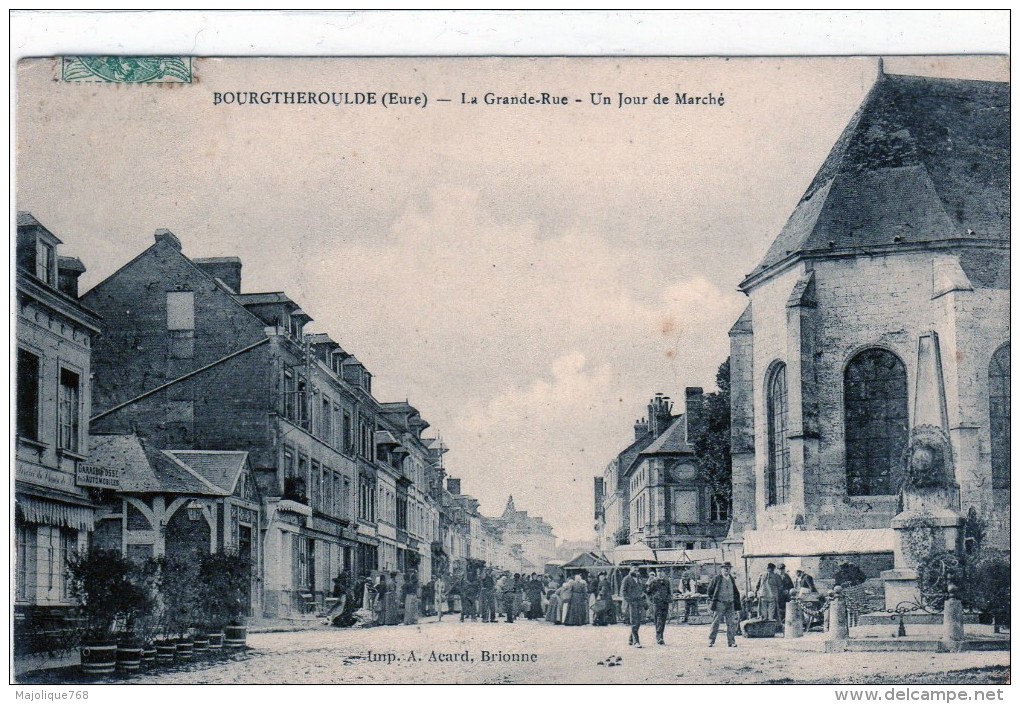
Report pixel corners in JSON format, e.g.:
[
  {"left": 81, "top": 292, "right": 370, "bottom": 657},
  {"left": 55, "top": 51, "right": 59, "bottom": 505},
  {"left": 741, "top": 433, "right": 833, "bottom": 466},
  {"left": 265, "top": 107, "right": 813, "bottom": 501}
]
[
  {"left": 844, "top": 348, "right": 909, "bottom": 496},
  {"left": 989, "top": 343, "right": 1010, "bottom": 489},
  {"left": 766, "top": 363, "right": 790, "bottom": 506}
]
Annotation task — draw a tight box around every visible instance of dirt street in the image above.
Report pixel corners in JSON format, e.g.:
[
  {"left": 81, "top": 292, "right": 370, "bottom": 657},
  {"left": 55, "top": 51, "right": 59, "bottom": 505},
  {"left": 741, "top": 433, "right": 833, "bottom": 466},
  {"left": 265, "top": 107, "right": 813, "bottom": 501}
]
[{"left": 109, "top": 618, "right": 1009, "bottom": 685}]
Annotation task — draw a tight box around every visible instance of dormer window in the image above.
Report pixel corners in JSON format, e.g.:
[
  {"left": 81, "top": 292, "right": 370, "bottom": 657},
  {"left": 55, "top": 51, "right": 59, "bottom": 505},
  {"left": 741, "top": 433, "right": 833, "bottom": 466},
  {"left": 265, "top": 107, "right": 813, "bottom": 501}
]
[
  {"left": 289, "top": 315, "right": 303, "bottom": 340},
  {"left": 36, "top": 240, "right": 56, "bottom": 285}
]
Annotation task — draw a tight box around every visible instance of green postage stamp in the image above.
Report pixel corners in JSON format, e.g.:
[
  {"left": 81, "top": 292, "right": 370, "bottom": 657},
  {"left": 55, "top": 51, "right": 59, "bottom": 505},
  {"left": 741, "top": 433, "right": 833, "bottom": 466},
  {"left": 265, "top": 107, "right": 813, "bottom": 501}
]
[{"left": 61, "top": 56, "right": 192, "bottom": 83}]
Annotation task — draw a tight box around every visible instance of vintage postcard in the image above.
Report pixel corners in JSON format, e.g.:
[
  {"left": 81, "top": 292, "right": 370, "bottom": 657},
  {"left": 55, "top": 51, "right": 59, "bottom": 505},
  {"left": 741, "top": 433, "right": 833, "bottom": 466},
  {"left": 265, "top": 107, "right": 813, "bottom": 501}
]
[{"left": 12, "top": 49, "right": 1009, "bottom": 688}]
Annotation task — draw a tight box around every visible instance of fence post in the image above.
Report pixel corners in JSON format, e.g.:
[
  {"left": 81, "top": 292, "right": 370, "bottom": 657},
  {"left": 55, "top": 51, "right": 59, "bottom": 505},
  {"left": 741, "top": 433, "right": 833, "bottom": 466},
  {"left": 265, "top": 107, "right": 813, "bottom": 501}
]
[
  {"left": 784, "top": 597, "right": 804, "bottom": 638},
  {"left": 942, "top": 585, "right": 964, "bottom": 643},
  {"left": 826, "top": 586, "right": 849, "bottom": 641}
]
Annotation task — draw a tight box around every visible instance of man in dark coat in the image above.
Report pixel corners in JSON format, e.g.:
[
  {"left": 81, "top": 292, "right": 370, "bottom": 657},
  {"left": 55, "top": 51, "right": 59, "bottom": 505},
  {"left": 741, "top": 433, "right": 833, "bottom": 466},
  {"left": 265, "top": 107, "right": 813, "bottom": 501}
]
[
  {"left": 479, "top": 568, "right": 497, "bottom": 623},
  {"left": 645, "top": 569, "right": 673, "bottom": 645},
  {"left": 525, "top": 574, "right": 545, "bottom": 619},
  {"left": 461, "top": 574, "right": 480, "bottom": 621},
  {"left": 621, "top": 567, "right": 646, "bottom": 648},
  {"left": 707, "top": 562, "right": 742, "bottom": 647},
  {"left": 777, "top": 564, "right": 795, "bottom": 622}
]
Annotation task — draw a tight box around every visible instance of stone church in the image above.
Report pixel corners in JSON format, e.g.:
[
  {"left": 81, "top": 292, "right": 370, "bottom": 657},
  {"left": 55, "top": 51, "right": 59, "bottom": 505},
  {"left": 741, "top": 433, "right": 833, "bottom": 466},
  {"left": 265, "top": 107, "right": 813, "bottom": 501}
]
[{"left": 727, "top": 66, "right": 1009, "bottom": 585}]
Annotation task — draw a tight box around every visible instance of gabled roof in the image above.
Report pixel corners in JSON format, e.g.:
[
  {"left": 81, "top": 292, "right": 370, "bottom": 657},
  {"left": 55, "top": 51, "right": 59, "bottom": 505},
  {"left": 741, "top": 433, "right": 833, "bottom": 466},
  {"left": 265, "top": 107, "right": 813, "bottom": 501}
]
[
  {"left": 743, "top": 72, "right": 1009, "bottom": 289},
  {"left": 89, "top": 434, "right": 157, "bottom": 493},
  {"left": 18, "top": 211, "right": 63, "bottom": 244},
  {"left": 163, "top": 450, "right": 248, "bottom": 494},
  {"left": 17, "top": 211, "right": 42, "bottom": 227},
  {"left": 640, "top": 415, "right": 693, "bottom": 455},
  {"left": 88, "top": 434, "right": 232, "bottom": 496},
  {"left": 562, "top": 551, "right": 612, "bottom": 569}
]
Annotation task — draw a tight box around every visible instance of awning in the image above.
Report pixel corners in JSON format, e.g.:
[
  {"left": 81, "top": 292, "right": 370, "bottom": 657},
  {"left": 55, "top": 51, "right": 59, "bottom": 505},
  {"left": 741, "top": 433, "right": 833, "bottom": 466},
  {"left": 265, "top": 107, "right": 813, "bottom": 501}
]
[
  {"left": 650, "top": 547, "right": 726, "bottom": 565},
  {"left": 742, "top": 528, "right": 895, "bottom": 558},
  {"left": 612, "top": 542, "right": 657, "bottom": 565},
  {"left": 562, "top": 551, "right": 613, "bottom": 569},
  {"left": 16, "top": 496, "right": 95, "bottom": 531}
]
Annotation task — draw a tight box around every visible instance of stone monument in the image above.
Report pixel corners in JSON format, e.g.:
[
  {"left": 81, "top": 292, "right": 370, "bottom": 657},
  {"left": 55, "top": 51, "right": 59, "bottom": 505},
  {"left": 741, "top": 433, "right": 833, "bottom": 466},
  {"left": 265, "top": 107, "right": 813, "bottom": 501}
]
[{"left": 882, "top": 333, "right": 964, "bottom": 609}]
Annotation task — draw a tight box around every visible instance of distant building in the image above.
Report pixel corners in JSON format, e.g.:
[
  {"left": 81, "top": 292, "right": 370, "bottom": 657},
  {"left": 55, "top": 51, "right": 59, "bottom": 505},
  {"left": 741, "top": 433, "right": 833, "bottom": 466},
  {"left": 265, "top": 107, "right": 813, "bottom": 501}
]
[
  {"left": 491, "top": 496, "right": 556, "bottom": 572},
  {"left": 15, "top": 213, "right": 101, "bottom": 618},
  {"left": 728, "top": 68, "right": 1010, "bottom": 582},
  {"left": 595, "top": 404, "right": 659, "bottom": 550},
  {"left": 626, "top": 390, "right": 729, "bottom": 550},
  {"left": 596, "top": 390, "right": 729, "bottom": 552}
]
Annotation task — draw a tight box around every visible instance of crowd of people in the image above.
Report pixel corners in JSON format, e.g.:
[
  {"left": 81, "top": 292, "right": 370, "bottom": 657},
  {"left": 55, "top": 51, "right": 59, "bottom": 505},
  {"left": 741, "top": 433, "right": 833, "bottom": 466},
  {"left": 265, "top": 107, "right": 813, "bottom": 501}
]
[{"left": 319, "top": 560, "right": 828, "bottom": 651}]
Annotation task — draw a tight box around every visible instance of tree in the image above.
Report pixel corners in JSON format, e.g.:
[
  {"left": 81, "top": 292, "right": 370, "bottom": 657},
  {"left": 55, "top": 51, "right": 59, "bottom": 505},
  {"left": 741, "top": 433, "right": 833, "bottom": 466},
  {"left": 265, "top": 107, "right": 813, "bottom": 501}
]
[{"left": 690, "top": 358, "right": 732, "bottom": 511}]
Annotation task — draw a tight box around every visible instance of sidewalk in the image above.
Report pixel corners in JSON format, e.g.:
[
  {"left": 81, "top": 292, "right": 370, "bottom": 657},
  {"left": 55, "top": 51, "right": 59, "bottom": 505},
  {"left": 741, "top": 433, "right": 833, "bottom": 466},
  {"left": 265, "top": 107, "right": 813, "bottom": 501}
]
[
  {"left": 247, "top": 616, "right": 330, "bottom": 634},
  {"left": 13, "top": 650, "right": 80, "bottom": 678},
  {"left": 13, "top": 617, "right": 328, "bottom": 675}
]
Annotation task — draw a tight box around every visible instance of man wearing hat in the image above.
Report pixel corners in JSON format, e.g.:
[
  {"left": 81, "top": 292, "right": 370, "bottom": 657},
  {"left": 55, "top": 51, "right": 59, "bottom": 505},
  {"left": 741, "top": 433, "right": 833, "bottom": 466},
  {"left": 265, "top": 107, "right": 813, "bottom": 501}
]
[
  {"left": 621, "top": 566, "right": 646, "bottom": 648},
  {"left": 707, "top": 562, "right": 742, "bottom": 647}
]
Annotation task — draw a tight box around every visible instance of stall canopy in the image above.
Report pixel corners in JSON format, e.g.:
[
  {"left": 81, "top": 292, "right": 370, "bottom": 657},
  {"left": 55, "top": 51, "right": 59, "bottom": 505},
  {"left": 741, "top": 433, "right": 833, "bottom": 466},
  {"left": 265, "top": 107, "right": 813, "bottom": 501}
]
[
  {"left": 611, "top": 542, "right": 656, "bottom": 565},
  {"left": 562, "top": 551, "right": 613, "bottom": 570},
  {"left": 742, "top": 528, "right": 895, "bottom": 558},
  {"left": 649, "top": 547, "right": 725, "bottom": 565},
  {"left": 611, "top": 543, "right": 726, "bottom": 567}
]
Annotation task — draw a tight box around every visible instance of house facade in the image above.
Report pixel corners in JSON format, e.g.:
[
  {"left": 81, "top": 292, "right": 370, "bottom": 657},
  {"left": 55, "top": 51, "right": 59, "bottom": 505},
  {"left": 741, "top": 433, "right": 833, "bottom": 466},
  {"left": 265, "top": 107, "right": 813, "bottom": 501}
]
[
  {"left": 81, "top": 229, "right": 439, "bottom": 615},
  {"left": 15, "top": 213, "right": 101, "bottom": 619}
]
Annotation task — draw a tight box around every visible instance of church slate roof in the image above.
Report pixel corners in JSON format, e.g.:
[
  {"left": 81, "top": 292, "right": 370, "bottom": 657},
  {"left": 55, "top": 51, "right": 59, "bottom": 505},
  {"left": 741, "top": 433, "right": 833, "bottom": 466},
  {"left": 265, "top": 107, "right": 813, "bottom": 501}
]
[{"left": 743, "top": 72, "right": 1009, "bottom": 289}]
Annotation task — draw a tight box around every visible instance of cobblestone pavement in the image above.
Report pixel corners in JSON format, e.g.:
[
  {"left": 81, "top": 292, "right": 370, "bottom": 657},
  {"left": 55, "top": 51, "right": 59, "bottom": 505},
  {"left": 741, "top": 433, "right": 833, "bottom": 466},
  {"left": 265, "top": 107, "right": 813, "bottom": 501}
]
[{"left": 109, "top": 618, "right": 1008, "bottom": 685}]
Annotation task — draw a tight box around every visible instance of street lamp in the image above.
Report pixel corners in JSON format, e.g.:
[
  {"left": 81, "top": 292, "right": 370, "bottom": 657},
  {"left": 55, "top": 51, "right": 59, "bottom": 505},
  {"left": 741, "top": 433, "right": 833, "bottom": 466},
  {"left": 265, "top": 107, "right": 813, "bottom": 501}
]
[{"left": 187, "top": 500, "right": 204, "bottom": 521}]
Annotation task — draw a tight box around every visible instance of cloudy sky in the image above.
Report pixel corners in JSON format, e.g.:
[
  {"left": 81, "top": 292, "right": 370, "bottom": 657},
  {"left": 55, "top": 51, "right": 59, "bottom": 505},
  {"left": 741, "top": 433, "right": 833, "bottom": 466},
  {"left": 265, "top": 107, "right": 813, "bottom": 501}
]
[{"left": 16, "top": 55, "right": 1006, "bottom": 540}]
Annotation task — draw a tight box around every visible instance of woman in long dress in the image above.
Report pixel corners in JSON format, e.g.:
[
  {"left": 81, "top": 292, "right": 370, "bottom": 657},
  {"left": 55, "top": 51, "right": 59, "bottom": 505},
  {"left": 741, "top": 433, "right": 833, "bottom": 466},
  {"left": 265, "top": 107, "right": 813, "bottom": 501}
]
[
  {"left": 403, "top": 571, "right": 420, "bottom": 625},
  {"left": 373, "top": 574, "right": 388, "bottom": 622},
  {"left": 545, "top": 578, "right": 562, "bottom": 623},
  {"left": 382, "top": 573, "right": 400, "bottom": 625},
  {"left": 564, "top": 574, "right": 589, "bottom": 626},
  {"left": 434, "top": 575, "right": 447, "bottom": 622},
  {"left": 594, "top": 574, "right": 615, "bottom": 626},
  {"left": 558, "top": 577, "right": 574, "bottom": 624},
  {"left": 526, "top": 575, "right": 545, "bottom": 619}
]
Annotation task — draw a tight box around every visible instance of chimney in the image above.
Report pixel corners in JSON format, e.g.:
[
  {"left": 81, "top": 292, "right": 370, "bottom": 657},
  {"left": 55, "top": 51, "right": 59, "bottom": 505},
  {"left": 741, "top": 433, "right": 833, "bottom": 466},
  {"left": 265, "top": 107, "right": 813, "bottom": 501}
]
[
  {"left": 154, "top": 228, "right": 182, "bottom": 251},
  {"left": 684, "top": 387, "right": 705, "bottom": 443},
  {"left": 634, "top": 417, "right": 649, "bottom": 440},
  {"left": 447, "top": 477, "right": 462, "bottom": 495},
  {"left": 648, "top": 393, "right": 673, "bottom": 438},
  {"left": 57, "top": 256, "right": 86, "bottom": 298},
  {"left": 192, "top": 257, "right": 242, "bottom": 293}
]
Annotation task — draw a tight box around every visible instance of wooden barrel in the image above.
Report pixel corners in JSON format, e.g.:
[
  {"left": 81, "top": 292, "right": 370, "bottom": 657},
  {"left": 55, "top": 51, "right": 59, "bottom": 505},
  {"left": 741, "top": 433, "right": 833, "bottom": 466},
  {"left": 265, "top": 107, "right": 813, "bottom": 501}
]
[
  {"left": 207, "top": 632, "right": 225, "bottom": 650},
  {"left": 223, "top": 625, "right": 247, "bottom": 649},
  {"left": 192, "top": 636, "right": 210, "bottom": 653},
  {"left": 117, "top": 646, "right": 143, "bottom": 672},
  {"left": 141, "top": 645, "right": 157, "bottom": 664},
  {"left": 175, "top": 638, "right": 194, "bottom": 661},
  {"left": 154, "top": 641, "right": 177, "bottom": 663},
  {"left": 80, "top": 644, "right": 117, "bottom": 675}
]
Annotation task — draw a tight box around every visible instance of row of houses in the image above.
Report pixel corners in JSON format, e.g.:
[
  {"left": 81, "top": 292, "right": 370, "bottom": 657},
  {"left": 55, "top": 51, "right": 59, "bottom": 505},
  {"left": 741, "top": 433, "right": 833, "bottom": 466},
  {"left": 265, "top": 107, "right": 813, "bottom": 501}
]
[
  {"left": 14, "top": 215, "right": 555, "bottom": 627},
  {"left": 594, "top": 68, "right": 1010, "bottom": 588}
]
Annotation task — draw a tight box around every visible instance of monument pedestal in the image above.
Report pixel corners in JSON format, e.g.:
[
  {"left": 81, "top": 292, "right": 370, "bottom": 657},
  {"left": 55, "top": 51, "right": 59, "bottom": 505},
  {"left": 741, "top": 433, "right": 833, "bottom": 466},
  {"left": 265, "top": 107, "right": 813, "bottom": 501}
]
[{"left": 881, "top": 488, "right": 963, "bottom": 610}]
